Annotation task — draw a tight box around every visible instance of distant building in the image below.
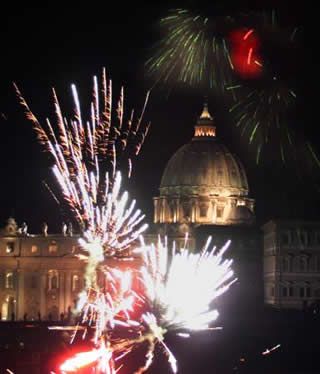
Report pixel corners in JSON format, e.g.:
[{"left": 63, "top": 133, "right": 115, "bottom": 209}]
[
  {"left": 263, "top": 220, "right": 320, "bottom": 310},
  {"left": 0, "top": 218, "right": 141, "bottom": 321},
  {"left": 0, "top": 218, "right": 85, "bottom": 321}
]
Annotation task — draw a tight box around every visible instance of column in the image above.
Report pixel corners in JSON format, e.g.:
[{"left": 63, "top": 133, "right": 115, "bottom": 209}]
[
  {"left": 16, "top": 269, "right": 25, "bottom": 320},
  {"left": 153, "top": 198, "right": 159, "bottom": 223},
  {"left": 40, "top": 272, "right": 47, "bottom": 319},
  {"left": 59, "top": 272, "right": 65, "bottom": 314},
  {"left": 65, "top": 272, "right": 72, "bottom": 312}
]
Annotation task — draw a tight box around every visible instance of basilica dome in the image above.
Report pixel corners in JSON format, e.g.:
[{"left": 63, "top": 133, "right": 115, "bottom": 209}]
[
  {"left": 153, "top": 103, "right": 255, "bottom": 226},
  {"left": 160, "top": 139, "right": 249, "bottom": 198}
]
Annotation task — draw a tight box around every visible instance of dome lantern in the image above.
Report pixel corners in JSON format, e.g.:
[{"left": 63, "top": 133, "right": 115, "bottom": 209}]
[{"left": 194, "top": 101, "right": 216, "bottom": 138}]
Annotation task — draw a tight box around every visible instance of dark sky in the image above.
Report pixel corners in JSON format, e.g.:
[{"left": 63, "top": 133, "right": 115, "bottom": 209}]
[{"left": 0, "top": 1, "right": 317, "bottom": 233}]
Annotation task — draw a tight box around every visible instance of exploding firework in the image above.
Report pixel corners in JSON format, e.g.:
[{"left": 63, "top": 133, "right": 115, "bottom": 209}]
[
  {"left": 14, "top": 70, "right": 150, "bottom": 263},
  {"left": 228, "top": 76, "right": 296, "bottom": 164},
  {"left": 15, "top": 70, "right": 150, "bottom": 370},
  {"left": 226, "top": 10, "right": 312, "bottom": 166},
  {"left": 145, "top": 8, "right": 235, "bottom": 93},
  {"left": 116, "top": 236, "right": 237, "bottom": 373}
]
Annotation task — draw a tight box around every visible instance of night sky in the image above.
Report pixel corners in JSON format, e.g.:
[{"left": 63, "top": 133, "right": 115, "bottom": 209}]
[{"left": 0, "top": 1, "right": 317, "bottom": 233}]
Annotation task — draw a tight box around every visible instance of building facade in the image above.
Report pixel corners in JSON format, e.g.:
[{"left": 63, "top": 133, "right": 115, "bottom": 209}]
[
  {"left": 263, "top": 220, "right": 320, "bottom": 309},
  {"left": 0, "top": 218, "right": 85, "bottom": 321}
]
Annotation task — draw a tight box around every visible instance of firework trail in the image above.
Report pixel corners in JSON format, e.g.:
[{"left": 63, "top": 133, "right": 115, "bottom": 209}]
[{"left": 146, "top": 8, "right": 235, "bottom": 93}]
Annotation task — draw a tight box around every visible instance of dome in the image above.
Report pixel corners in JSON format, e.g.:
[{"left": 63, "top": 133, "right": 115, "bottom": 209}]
[
  {"left": 160, "top": 140, "right": 249, "bottom": 197},
  {"left": 153, "top": 102, "right": 254, "bottom": 226}
]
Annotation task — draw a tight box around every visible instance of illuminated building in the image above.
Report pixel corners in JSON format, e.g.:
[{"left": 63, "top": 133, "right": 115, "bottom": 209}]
[
  {"left": 154, "top": 103, "right": 255, "bottom": 230},
  {"left": 263, "top": 220, "right": 320, "bottom": 309},
  {"left": 0, "top": 218, "right": 84, "bottom": 320}
]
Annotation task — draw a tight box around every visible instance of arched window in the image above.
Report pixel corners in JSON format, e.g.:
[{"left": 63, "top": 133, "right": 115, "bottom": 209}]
[
  {"left": 49, "top": 241, "right": 58, "bottom": 253},
  {"left": 31, "top": 245, "right": 38, "bottom": 253},
  {"left": 72, "top": 275, "right": 80, "bottom": 292},
  {"left": 5, "top": 273, "right": 13, "bottom": 289}
]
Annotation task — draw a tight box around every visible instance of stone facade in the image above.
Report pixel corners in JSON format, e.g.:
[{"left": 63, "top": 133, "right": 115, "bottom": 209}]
[
  {"left": 0, "top": 218, "right": 143, "bottom": 321},
  {"left": 0, "top": 218, "right": 85, "bottom": 321},
  {"left": 263, "top": 220, "right": 320, "bottom": 310}
]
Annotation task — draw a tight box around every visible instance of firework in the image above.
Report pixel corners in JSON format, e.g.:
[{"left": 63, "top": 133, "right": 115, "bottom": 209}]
[
  {"left": 115, "top": 236, "right": 237, "bottom": 373},
  {"left": 14, "top": 68, "right": 150, "bottom": 183},
  {"left": 15, "top": 70, "right": 150, "bottom": 371},
  {"left": 229, "top": 76, "right": 296, "bottom": 164},
  {"left": 145, "top": 8, "right": 235, "bottom": 93},
  {"left": 14, "top": 70, "right": 150, "bottom": 263},
  {"left": 60, "top": 338, "right": 115, "bottom": 373},
  {"left": 226, "top": 10, "right": 310, "bottom": 166}
]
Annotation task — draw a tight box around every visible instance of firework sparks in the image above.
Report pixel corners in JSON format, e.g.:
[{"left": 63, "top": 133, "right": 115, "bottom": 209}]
[
  {"left": 146, "top": 8, "right": 235, "bottom": 92},
  {"left": 14, "top": 68, "right": 150, "bottom": 183},
  {"left": 75, "top": 267, "right": 141, "bottom": 344},
  {"left": 14, "top": 70, "right": 149, "bottom": 263},
  {"left": 117, "top": 236, "right": 237, "bottom": 373},
  {"left": 229, "top": 76, "right": 296, "bottom": 164},
  {"left": 60, "top": 339, "right": 115, "bottom": 373}
]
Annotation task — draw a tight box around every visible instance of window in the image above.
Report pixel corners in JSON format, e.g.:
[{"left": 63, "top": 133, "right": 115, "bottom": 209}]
[
  {"left": 300, "top": 288, "right": 305, "bottom": 298},
  {"left": 72, "top": 275, "right": 80, "bottom": 292},
  {"left": 31, "top": 245, "right": 38, "bottom": 253},
  {"left": 281, "top": 232, "right": 290, "bottom": 245},
  {"left": 282, "top": 287, "right": 287, "bottom": 297},
  {"left": 271, "top": 287, "right": 274, "bottom": 297},
  {"left": 5, "top": 273, "right": 13, "bottom": 289},
  {"left": 316, "top": 256, "right": 320, "bottom": 272},
  {"left": 306, "top": 287, "right": 311, "bottom": 298},
  {"left": 199, "top": 204, "right": 208, "bottom": 218},
  {"left": 6, "top": 242, "right": 14, "bottom": 254},
  {"left": 49, "top": 241, "right": 58, "bottom": 253},
  {"left": 289, "top": 287, "right": 293, "bottom": 297},
  {"left": 216, "top": 207, "right": 224, "bottom": 218}
]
